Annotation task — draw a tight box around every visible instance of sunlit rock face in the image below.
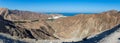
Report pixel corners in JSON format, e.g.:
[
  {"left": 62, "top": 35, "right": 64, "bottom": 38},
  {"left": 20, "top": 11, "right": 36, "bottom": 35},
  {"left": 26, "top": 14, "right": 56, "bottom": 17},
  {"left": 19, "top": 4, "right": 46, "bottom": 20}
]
[{"left": 49, "top": 10, "right": 120, "bottom": 41}]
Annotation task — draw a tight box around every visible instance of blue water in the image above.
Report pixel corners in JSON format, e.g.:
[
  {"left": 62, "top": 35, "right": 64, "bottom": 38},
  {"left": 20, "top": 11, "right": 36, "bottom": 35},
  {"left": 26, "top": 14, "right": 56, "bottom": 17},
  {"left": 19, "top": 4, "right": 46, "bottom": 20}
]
[
  {"left": 46, "top": 12, "right": 97, "bottom": 16},
  {"left": 57, "top": 13, "right": 79, "bottom": 16}
]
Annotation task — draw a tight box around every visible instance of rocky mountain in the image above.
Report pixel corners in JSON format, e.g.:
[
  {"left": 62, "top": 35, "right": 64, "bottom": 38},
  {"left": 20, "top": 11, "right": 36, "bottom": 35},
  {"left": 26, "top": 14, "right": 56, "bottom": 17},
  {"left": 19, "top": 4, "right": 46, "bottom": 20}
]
[
  {"left": 48, "top": 10, "right": 120, "bottom": 41},
  {"left": 0, "top": 8, "right": 49, "bottom": 20},
  {"left": 0, "top": 8, "right": 120, "bottom": 43},
  {"left": 0, "top": 8, "right": 58, "bottom": 40},
  {"left": 64, "top": 24, "right": 120, "bottom": 43}
]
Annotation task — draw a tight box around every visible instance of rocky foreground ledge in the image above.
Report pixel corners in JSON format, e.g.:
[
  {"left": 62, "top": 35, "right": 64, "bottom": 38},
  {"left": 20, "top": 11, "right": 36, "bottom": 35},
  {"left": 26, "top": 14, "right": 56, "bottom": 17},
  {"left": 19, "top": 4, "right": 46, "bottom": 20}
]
[{"left": 0, "top": 8, "right": 120, "bottom": 43}]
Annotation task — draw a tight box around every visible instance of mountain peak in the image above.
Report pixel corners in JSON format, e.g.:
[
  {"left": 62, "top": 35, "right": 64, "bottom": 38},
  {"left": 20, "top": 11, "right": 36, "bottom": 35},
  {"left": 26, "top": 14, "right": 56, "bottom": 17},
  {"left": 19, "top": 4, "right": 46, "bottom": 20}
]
[
  {"left": 100, "top": 10, "right": 119, "bottom": 15},
  {"left": 0, "top": 8, "right": 8, "bottom": 11},
  {"left": 107, "top": 10, "right": 118, "bottom": 12},
  {"left": 0, "top": 8, "right": 50, "bottom": 20}
]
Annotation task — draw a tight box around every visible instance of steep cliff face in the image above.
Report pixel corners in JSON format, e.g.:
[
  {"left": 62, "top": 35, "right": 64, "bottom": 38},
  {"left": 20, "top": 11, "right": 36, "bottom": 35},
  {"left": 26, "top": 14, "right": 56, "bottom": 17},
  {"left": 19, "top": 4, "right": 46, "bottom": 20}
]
[{"left": 49, "top": 10, "right": 120, "bottom": 41}]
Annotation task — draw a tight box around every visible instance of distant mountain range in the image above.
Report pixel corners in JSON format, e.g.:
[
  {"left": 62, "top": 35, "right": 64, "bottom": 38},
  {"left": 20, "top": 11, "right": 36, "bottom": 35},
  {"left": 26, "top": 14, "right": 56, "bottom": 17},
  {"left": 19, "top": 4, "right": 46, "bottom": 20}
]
[{"left": 0, "top": 8, "right": 120, "bottom": 43}]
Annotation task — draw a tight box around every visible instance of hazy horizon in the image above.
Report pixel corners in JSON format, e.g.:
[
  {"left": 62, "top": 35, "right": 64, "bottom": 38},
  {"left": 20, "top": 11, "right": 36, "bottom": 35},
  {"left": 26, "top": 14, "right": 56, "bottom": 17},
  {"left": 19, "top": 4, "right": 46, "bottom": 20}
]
[{"left": 0, "top": 0, "right": 120, "bottom": 13}]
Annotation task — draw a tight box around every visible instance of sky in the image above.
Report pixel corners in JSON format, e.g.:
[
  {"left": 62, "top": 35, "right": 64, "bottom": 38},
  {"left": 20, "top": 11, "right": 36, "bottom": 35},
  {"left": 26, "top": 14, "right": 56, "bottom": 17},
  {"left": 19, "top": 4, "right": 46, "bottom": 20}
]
[{"left": 0, "top": 0, "right": 120, "bottom": 13}]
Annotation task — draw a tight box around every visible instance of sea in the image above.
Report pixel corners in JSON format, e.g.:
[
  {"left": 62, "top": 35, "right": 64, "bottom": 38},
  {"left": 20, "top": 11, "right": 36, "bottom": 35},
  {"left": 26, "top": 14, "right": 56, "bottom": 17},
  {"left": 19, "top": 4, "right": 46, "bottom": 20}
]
[{"left": 46, "top": 12, "right": 97, "bottom": 16}]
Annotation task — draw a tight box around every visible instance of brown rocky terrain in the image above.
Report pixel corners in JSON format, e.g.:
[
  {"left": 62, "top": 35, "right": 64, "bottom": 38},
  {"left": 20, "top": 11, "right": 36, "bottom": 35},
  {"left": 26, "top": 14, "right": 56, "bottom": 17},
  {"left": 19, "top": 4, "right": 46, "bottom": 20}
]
[
  {"left": 0, "top": 8, "right": 58, "bottom": 40},
  {"left": 0, "top": 8, "right": 49, "bottom": 20},
  {"left": 0, "top": 8, "right": 120, "bottom": 43},
  {"left": 49, "top": 10, "right": 120, "bottom": 41}
]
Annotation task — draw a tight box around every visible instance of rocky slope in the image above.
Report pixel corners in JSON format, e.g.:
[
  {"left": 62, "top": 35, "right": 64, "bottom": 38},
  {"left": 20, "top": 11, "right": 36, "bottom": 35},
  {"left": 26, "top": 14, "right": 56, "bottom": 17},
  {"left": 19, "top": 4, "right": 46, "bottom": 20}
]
[
  {"left": 64, "top": 24, "right": 120, "bottom": 43},
  {"left": 0, "top": 8, "right": 58, "bottom": 40},
  {"left": 49, "top": 10, "right": 120, "bottom": 41},
  {"left": 0, "top": 8, "right": 49, "bottom": 20},
  {"left": 0, "top": 8, "right": 120, "bottom": 43}
]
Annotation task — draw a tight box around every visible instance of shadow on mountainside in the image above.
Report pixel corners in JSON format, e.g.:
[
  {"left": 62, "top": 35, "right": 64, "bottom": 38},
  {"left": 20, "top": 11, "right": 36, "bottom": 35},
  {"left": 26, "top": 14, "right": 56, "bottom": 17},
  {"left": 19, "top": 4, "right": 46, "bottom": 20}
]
[
  {"left": 0, "top": 15, "right": 27, "bottom": 43},
  {"left": 63, "top": 24, "right": 120, "bottom": 43},
  {"left": 0, "top": 15, "right": 16, "bottom": 35},
  {"left": 0, "top": 34, "right": 27, "bottom": 43}
]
